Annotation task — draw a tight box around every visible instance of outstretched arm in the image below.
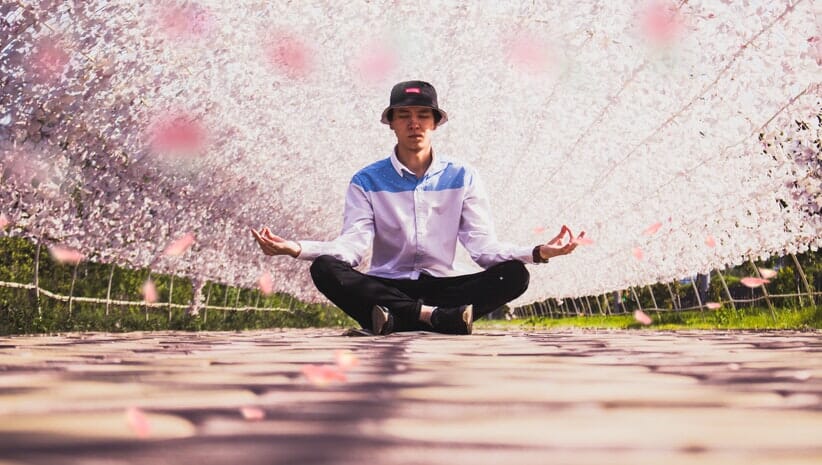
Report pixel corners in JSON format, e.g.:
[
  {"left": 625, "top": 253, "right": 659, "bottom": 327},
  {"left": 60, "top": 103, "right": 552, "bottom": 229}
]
[{"left": 250, "top": 227, "right": 302, "bottom": 258}]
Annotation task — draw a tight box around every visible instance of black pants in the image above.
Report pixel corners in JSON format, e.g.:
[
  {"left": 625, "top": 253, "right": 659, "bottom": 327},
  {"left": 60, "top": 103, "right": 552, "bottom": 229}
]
[{"left": 310, "top": 255, "right": 530, "bottom": 331}]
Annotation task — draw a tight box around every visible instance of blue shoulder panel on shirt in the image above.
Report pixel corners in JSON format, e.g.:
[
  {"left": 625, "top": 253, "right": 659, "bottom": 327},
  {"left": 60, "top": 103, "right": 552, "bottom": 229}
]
[
  {"left": 351, "top": 159, "right": 411, "bottom": 193},
  {"left": 352, "top": 157, "right": 470, "bottom": 193},
  {"left": 425, "top": 164, "right": 467, "bottom": 191}
]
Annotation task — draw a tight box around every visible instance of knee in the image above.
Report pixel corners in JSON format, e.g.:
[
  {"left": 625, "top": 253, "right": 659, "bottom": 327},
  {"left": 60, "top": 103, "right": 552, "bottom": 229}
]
[
  {"left": 499, "top": 260, "right": 530, "bottom": 296},
  {"left": 309, "top": 255, "right": 342, "bottom": 283}
]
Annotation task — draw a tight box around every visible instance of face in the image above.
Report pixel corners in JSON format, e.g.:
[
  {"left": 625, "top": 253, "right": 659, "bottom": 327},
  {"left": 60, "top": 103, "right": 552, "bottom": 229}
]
[{"left": 389, "top": 106, "right": 437, "bottom": 152}]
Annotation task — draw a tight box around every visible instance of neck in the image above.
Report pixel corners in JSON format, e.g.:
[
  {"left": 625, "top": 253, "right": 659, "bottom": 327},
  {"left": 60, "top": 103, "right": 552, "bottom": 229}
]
[{"left": 396, "top": 145, "right": 433, "bottom": 178}]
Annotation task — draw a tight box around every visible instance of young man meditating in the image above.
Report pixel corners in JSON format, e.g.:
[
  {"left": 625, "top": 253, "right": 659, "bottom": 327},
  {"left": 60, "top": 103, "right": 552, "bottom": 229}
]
[{"left": 252, "top": 80, "right": 584, "bottom": 335}]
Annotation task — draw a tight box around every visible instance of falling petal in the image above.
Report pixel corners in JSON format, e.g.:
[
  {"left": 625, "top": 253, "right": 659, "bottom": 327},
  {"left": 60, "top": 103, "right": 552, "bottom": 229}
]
[
  {"left": 728, "top": 363, "right": 741, "bottom": 371},
  {"left": 757, "top": 268, "right": 777, "bottom": 279},
  {"left": 0, "top": 213, "right": 9, "bottom": 230},
  {"left": 705, "top": 235, "right": 716, "bottom": 248},
  {"left": 705, "top": 302, "right": 722, "bottom": 310},
  {"left": 632, "top": 247, "right": 644, "bottom": 260},
  {"left": 354, "top": 42, "right": 397, "bottom": 82},
  {"left": 258, "top": 271, "right": 274, "bottom": 295},
  {"left": 572, "top": 236, "right": 595, "bottom": 246},
  {"left": 142, "top": 279, "right": 158, "bottom": 303},
  {"left": 633, "top": 310, "right": 652, "bottom": 325},
  {"left": 335, "top": 350, "right": 359, "bottom": 370},
  {"left": 793, "top": 371, "right": 812, "bottom": 381},
  {"left": 164, "top": 232, "right": 195, "bottom": 256},
  {"left": 149, "top": 115, "right": 206, "bottom": 156},
  {"left": 302, "top": 364, "right": 347, "bottom": 386},
  {"left": 158, "top": 3, "right": 214, "bottom": 39},
  {"left": 240, "top": 407, "right": 266, "bottom": 421},
  {"left": 642, "top": 221, "right": 662, "bottom": 235},
  {"left": 28, "top": 37, "right": 70, "bottom": 82},
  {"left": 48, "top": 245, "right": 84, "bottom": 265},
  {"left": 504, "top": 32, "right": 553, "bottom": 74},
  {"left": 265, "top": 32, "right": 312, "bottom": 78},
  {"left": 532, "top": 226, "right": 546, "bottom": 235},
  {"left": 125, "top": 407, "right": 151, "bottom": 438},
  {"left": 639, "top": 1, "right": 683, "bottom": 45},
  {"left": 741, "top": 277, "right": 770, "bottom": 288}
]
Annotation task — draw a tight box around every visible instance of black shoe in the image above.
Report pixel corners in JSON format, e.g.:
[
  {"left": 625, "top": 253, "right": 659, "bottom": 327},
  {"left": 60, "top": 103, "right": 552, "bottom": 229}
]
[
  {"left": 430, "top": 305, "right": 473, "bottom": 335},
  {"left": 371, "top": 305, "right": 395, "bottom": 335}
]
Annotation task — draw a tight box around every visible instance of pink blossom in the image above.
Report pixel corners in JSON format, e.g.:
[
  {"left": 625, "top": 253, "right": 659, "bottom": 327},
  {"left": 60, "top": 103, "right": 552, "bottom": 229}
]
[
  {"left": 302, "top": 364, "right": 347, "bottom": 386},
  {"left": 354, "top": 42, "right": 397, "bottom": 82},
  {"left": 705, "top": 235, "right": 716, "bottom": 248},
  {"left": 632, "top": 247, "right": 644, "bottom": 260},
  {"left": 265, "top": 32, "right": 313, "bottom": 78},
  {"left": 125, "top": 407, "right": 151, "bottom": 438},
  {"left": 633, "top": 310, "right": 652, "bottom": 325},
  {"left": 642, "top": 221, "right": 662, "bottom": 235},
  {"left": 504, "top": 33, "right": 553, "bottom": 74},
  {"left": 48, "top": 245, "right": 85, "bottom": 265},
  {"left": 740, "top": 277, "right": 770, "bottom": 288},
  {"left": 28, "top": 37, "right": 70, "bottom": 82},
  {"left": 757, "top": 268, "right": 777, "bottom": 279},
  {"left": 335, "top": 350, "right": 359, "bottom": 370},
  {"left": 158, "top": 3, "right": 214, "bottom": 39},
  {"left": 705, "top": 302, "right": 722, "bottom": 310},
  {"left": 258, "top": 271, "right": 274, "bottom": 295},
  {"left": 164, "top": 232, "right": 195, "bottom": 256},
  {"left": 149, "top": 114, "right": 206, "bottom": 155},
  {"left": 142, "top": 280, "right": 158, "bottom": 303},
  {"left": 639, "top": 1, "right": 683, "bottom": 45},
  {"left": 0, "top": 213, "right": 9, "bottom": 230},
  {"left": 572, "top": 236, "right": 595, "bottom": 246},
  {"left": 240, "top": 407, "right": 266, "bottom": 421}
]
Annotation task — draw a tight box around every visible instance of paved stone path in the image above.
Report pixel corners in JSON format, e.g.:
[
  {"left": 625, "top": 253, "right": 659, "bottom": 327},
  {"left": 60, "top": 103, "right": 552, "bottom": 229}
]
[{"left": 0, "top": 329, "right": 820, "bottom": 464}]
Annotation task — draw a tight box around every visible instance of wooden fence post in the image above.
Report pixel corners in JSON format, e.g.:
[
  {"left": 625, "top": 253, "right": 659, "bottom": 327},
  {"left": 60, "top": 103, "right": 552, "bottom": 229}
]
[
  {"left": 68, "top": 262, "right": 79, "bottom": 318},
  {"left": 105, "top": 263, "right": 115, "bottom": 316},
  {"left": 790, "top": 253, "right": 815, "bottom": 306},
  {"left": 33, "top": 241, "right": 42, "bottom": 317},
  {"left": 167, "top": 275, "right": 175, "bottom": 324},
  {"left": 749, "top": 259, "right": 776, "bottom": 321},
  {"left": 630, "top": 287, "right": 643, "bottom": 312},
  {"left": 689, "top": 277, "right": 705, "bottom": 318},
  {"left": 646, "top": 285, "right": 659, "bottom": 310},
  {"left": 715, "top": 269, "right": 738, "bottom": 314},
  {"left": 203, "top": 282, "right": 212, "bottom": 324}
]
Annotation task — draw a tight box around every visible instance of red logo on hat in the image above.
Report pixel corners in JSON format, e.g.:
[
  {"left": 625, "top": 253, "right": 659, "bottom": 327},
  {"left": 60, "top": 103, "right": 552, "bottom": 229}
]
[{"left": 405, "top": 87, "right": 420, "bottom": 93}]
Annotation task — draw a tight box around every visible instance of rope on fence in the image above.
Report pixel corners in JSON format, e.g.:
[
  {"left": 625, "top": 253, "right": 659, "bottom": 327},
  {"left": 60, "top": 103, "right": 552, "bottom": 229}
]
[
  {"left": 0, "top": 280, "right": 293, "bottom": 313},
  {"left": 514, "top": 290, "right": 822, "bottom": 318}
]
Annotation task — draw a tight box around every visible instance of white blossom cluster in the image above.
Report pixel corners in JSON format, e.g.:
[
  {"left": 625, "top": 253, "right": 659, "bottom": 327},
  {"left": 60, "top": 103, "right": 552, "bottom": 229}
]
[{"left": 1, "top": 0, "right": 820, "bottom": 304}]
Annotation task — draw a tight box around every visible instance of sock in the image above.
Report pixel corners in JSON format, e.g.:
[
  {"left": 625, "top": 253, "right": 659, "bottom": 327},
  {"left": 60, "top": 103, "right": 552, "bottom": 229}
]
[{"left": 419, "top": 305, "right": 435, "bottom": 325}]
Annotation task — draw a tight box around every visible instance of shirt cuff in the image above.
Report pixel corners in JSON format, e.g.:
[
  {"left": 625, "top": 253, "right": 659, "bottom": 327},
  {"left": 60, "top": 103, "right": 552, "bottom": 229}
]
[
  {"left": 295, "top": 240, "right": 324, "bottom": 261},
  {"left": 532, "top": 245, "right": 549, "bottom": 264}
]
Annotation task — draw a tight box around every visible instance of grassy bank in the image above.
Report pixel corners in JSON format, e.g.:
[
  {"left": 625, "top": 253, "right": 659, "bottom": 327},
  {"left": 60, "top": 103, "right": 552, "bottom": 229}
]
[{"left": 475, "top": 305, "right": 822, "bottom": 331}]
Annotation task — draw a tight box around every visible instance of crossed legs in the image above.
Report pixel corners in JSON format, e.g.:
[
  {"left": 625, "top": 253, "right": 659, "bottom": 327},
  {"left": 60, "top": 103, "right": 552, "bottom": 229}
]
[{"left": 309, "top": 255, "right": 530, "bottom": 333}]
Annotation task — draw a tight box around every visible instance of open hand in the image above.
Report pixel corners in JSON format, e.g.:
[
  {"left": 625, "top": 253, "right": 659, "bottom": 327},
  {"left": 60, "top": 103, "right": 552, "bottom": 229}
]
[
  {"left": 250, "top": 227, "right": 301, "bottom": 258},
  {"left": 538, "top": 225, "right": 585, "bottom": 261}
]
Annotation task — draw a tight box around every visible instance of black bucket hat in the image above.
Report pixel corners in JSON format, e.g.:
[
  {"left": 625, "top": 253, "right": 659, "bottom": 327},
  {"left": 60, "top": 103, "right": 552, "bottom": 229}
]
[{"left": 380, "top": 80, "right": 448, "bottom": 127}]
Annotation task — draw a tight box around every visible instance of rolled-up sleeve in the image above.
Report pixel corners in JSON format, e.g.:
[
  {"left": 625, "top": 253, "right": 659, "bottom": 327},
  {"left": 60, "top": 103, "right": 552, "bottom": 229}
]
[
  {"left": 457, "top": 170, "right": 534, "bottom": 268},
  {"left": 296, "top": 182, "right": 374, "bottom": 266}
]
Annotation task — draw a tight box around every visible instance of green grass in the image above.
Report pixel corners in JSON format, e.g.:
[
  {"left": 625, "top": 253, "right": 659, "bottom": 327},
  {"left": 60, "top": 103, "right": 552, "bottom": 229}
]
[{"left": 475, "top": 305, "right": 822, "bottom": 331}]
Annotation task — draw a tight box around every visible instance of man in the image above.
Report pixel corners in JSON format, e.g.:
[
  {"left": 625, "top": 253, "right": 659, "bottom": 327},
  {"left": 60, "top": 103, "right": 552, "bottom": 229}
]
[{"left": 252, "top": 80, "right": 583, "bottom": 335}]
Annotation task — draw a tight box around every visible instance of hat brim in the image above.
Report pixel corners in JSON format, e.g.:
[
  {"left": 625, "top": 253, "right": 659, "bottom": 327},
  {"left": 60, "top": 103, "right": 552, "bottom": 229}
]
[{"left": 380, "top": 105, "right": 448, "bottom": 127}]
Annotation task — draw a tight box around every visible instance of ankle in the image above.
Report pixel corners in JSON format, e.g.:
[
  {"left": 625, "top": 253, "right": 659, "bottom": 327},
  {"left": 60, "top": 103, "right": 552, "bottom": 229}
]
[{"left": 419, "top": 305, "right": 435, "bottom": 325}]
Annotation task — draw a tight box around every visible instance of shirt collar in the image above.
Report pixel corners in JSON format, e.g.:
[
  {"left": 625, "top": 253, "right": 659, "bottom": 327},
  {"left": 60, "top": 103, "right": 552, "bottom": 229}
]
[{"left": 389, "top": 146, "right": 448, "bottom": 178}]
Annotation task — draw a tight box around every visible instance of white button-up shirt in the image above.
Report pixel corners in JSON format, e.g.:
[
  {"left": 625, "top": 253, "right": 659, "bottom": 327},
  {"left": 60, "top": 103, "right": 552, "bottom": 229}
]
[{"left": 298, "top": 150, "right": 534, "bottom": 279}]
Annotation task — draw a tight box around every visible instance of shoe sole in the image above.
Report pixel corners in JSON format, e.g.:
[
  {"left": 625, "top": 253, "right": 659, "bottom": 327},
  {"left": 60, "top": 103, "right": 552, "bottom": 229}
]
[
  {"left": 462, "top": 305, "right": 474, "bottom": 335},
  {"left": 371, "top": 305, "right": 389, "bottom": 335}
]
